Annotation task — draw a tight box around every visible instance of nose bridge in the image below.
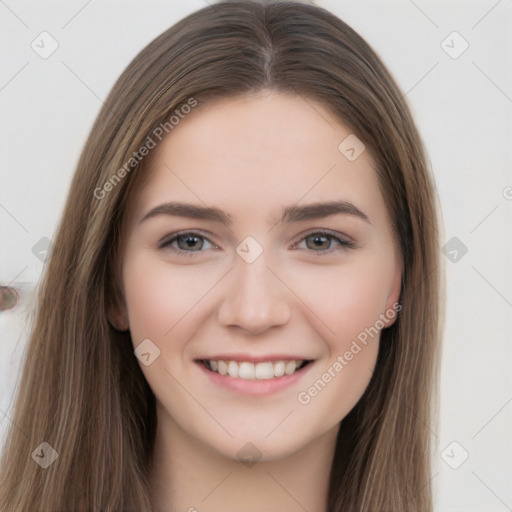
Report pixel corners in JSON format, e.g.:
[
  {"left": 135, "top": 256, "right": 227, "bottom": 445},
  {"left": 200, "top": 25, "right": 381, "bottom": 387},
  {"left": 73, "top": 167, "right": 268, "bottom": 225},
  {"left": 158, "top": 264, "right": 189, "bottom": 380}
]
[{"left": 217, "top": 247, "right": 291, "bottom": 333}]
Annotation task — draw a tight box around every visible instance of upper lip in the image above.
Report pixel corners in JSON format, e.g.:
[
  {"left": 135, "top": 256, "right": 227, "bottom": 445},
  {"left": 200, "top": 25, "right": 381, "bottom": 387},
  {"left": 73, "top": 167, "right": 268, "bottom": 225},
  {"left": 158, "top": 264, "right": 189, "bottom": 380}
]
[{"left": 196, "top": 354, "right": 313, "bottom": 363}]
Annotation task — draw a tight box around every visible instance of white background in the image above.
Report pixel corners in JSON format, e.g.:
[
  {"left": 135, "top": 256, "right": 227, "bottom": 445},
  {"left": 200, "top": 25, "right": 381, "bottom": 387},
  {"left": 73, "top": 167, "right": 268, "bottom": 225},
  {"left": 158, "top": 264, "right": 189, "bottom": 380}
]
[{"left": 1, "top": 1, "right": 511, "bottom": 510}]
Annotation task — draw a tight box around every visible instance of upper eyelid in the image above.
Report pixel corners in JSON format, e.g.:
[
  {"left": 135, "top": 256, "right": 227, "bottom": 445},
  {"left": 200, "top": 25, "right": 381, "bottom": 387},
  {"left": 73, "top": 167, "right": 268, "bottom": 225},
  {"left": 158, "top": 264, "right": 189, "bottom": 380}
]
[{"left": 159, "top": 230, "right": 216, "bottom": 247}]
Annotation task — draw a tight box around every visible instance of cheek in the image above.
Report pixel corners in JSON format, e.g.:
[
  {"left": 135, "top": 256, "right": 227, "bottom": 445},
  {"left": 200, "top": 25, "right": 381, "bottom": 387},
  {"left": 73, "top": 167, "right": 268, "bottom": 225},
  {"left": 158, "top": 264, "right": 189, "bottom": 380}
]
[
  {"left": 286, "top": 252, "right": 395, "bottom": 349},
  {"left": 286, "top": 252, "right": 393, "bottom": 413},
  {"left": 292, "top": 262, "right": 386, "bottom": 426},
  {"left": 122, "top": 251, "right": 217, "bottom": 354}
]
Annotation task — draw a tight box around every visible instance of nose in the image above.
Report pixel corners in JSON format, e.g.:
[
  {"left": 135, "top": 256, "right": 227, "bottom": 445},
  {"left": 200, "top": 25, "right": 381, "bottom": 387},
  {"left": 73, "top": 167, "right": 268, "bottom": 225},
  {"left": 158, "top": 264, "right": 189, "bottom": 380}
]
[{"left": 217, "top": 253, "right": 292, "bottom": 335}]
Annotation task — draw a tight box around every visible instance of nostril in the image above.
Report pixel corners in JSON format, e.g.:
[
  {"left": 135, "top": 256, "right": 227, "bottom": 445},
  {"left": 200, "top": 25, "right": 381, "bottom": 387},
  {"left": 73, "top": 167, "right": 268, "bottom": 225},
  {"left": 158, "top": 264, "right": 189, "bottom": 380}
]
[{"left": 0, "top": 286, "right": 20, "bottom": 312}]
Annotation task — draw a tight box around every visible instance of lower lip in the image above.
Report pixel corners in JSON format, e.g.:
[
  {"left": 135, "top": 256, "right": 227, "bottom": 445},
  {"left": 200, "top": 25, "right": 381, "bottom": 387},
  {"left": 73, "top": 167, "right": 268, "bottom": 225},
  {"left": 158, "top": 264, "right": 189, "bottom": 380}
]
[{"left": 196, "top": 361, "right": 314, "bottom": 396}]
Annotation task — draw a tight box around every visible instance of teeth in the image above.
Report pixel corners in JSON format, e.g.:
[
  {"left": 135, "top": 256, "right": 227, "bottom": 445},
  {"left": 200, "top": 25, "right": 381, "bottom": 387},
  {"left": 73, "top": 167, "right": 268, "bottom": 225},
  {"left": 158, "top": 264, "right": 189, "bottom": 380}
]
[
  {"left": 273, "top": 361, "right": 285, "bottom": 377},
  {"left": 228, "top": 361, "right": 239, "bottom": 378},
  {"left": 285, "top": 361, "right": 297, "bottom": 375},
  {"left": 204, "top": 359, "right": 307, "bottom": 380},
  {"left": 255, "top": 362, "right": 274, "bottom": 380},
  {"left": 218, "top": 360, "right": 228, "bottom": 376},
  {"left": 238, "top": 362, "right": 255, "bottom": 379}
]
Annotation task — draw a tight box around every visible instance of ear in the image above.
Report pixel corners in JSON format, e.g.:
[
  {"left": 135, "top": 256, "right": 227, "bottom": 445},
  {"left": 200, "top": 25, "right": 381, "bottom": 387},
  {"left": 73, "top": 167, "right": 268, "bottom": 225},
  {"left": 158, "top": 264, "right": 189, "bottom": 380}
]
[
  {"left": 382, "top": 259, "right": 403, "bottom": 328},
  {"left": 106, "top": 246, "right": 130, "bottom": 331},
  {"left": 108, "top": 304, "right": 129, "bottom": 331},
  {"left": 106, "top": 286, "right": 130, "bottom": 331}
]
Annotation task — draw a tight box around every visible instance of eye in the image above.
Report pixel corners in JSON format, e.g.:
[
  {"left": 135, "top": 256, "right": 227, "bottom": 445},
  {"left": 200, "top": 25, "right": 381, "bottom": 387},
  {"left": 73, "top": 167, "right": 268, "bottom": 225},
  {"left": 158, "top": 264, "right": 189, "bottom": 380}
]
[
  {"left": 294, "top": 230, "right": 355, "bottom": 254},
  {"left": 159, "top": 231, "right": 217, "bottom": 255},
  {"left": 159, "top": 229, "right": 355, "bottom": 257}
]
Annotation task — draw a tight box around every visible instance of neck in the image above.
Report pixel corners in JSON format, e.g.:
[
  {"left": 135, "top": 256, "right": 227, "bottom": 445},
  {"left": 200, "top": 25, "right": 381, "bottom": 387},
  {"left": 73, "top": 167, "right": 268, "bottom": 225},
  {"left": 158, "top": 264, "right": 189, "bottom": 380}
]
[{"left": 148, "top": 403, "right": 339, "bottom": 512}]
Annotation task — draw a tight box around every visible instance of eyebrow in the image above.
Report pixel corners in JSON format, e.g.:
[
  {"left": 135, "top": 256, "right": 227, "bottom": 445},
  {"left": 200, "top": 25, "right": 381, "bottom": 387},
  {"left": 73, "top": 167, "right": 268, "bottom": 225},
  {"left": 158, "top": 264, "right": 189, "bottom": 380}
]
[{"left": 138, "top": 200, "right": 371, "bottom": 226}]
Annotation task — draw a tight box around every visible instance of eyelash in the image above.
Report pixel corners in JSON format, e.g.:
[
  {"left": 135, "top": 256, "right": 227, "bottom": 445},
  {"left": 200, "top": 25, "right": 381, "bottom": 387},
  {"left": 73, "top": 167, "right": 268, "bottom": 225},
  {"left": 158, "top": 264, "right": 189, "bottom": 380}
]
[{"left": 158, "top": 229, "right": 355, "bottom": 257}]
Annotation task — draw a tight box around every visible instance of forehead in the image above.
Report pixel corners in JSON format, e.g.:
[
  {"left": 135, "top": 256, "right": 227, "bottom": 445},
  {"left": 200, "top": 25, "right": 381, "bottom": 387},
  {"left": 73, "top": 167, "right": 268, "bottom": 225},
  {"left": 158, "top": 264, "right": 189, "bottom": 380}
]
[{"left": 128, "top": 91, "right": 385, "bottom": 227}]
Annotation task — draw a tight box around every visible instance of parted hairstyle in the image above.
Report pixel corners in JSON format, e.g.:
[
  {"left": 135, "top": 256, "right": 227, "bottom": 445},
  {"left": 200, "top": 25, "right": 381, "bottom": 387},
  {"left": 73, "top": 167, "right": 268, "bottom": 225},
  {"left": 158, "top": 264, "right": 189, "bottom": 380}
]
[{"left": 0, "top": 1, "right": 443, "bottom": 511}]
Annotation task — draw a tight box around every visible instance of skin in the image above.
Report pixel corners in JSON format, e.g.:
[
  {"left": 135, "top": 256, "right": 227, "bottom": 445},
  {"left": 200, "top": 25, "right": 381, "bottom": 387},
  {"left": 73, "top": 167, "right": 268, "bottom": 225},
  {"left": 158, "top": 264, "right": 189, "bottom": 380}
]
[{"left": 112, "top": 91, "right": 402, "bottom": 512}]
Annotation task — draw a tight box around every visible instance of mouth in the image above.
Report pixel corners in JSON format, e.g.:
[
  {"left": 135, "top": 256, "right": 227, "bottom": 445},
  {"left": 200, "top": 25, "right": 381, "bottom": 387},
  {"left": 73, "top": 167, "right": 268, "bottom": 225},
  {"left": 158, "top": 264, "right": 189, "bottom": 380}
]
[{"left": 197, "top": 358, "right": 314, "bottom": 380}]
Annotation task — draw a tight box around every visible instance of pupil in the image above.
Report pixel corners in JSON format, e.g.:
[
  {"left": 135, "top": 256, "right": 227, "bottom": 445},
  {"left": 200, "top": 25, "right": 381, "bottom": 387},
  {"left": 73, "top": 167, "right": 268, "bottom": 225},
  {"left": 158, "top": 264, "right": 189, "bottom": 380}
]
[
  {"left": 180, "top": 235, "right": 202, "bottom": 250},
  {"left": 308, "top": 235, "right": 329, "bottom": 250}
]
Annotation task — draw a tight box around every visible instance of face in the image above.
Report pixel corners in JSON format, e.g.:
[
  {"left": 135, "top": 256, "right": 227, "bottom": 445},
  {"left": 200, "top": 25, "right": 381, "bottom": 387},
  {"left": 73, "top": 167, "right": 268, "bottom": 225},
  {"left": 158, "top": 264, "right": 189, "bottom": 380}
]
[{"left": 114, "top": 91, "right": 402, "bottom": 461}]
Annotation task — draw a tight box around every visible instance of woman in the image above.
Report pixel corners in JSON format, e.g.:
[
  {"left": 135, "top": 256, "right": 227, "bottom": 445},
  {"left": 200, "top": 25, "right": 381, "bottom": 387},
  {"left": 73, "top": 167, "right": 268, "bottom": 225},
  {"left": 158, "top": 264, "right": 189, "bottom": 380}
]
[{"left": 0, "top": 1, "right": 443, "bottom": 511}]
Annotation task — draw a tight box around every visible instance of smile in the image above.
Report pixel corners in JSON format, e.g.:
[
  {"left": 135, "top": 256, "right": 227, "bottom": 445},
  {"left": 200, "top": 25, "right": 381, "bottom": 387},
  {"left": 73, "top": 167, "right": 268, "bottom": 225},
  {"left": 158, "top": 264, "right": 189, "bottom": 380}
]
[{"left": 200, "top": 359, "right": 312, "bottom": 380}]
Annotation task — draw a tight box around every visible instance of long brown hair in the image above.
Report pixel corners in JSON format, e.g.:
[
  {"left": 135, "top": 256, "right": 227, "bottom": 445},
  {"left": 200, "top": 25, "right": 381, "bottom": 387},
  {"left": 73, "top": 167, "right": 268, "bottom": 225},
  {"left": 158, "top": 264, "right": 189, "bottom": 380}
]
[{"left": 0, "top": 1, "right": 443, "bottom": 510}]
